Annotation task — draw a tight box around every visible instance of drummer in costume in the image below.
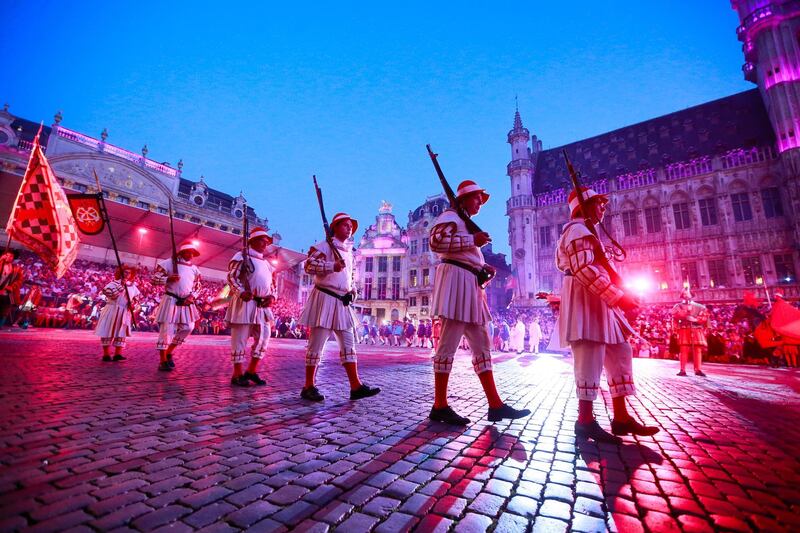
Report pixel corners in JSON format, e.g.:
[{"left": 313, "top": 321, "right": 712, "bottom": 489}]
[
  {"left": 152, "top": 241, "right": 202, "bottom": 372},
  {"left": 556, "top": 186, "right": 658, "bottom": 442},
  {"left": 299, "top": 213, "right": 381, "bottom": 402},
  {"left": 226, "top": 227, "right": 276, "bottom": 386},
  {"left": 429, "top": 180, "right": 531, "bottom": 425},
  {"left": 95, "top": 266, "right": 140, "bottom": 362},
  {"left": 670, "top": 287, "right": 709, "bottom": 376}
]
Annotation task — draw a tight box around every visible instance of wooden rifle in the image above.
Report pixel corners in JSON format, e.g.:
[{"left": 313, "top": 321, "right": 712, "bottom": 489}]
[
  {"left": 563, "top": 150, "right": 639, "bottom": 324},
  {"left": 239, "top": 204, "right": 253, "bottom": 294},
  {"left": 562, "top": 150, "right": 625, "bottom": 287},
  {"left": 426, "top": 144, "right": 494, "bottom": 287},
  {"left": 312, "top": 175, "right": 353, "bottom": 305},
  {"left": 92, "top": 170, "right": 136, "bottom": 326},
  {"left": 167, "top": 197, "right": 179, "bottom": 275}
]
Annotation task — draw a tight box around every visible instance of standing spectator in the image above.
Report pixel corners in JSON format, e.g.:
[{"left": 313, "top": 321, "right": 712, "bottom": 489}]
[{"left": 0, "top": 249, "right": 23, "bottom": 328}]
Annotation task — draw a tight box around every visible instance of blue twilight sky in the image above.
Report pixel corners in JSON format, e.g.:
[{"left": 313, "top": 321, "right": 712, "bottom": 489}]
[{"left": 1, "top": 1, "right": 751, "bottom": 255}]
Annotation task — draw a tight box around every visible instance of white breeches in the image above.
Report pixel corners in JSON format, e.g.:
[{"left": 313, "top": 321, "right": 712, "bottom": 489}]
[
  {"left": 433, "top": 318, "right": 493, "bottom": 375},
  {"left": 305, "top": 327, "right": 357, "bottom": 367},
  {"left": 157, "top": 322, "right": 194, "bottom": 350},
  {"left": 231, "top": 323, "right": 271, "bottom": 364},
  {"left": 571, "top": 340, "right": 635, "bottom": 401}
]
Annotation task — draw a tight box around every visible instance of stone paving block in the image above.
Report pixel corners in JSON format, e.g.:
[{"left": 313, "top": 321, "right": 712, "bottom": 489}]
[
  {"left": 415, "top": 514, "right": 454, "bottom": 533},
  {"left": 334, "top": 512, "right": 379, "bottom": 532},
  {"left": 494, "top": 512, "right": 529, "bottom": 533},
  {"left": 506, "top": 495, "right": 539, "bottom": 517},
  {"left": 374, "top": 512, "right": 418, "bottom": 533},
  {"left": 267, "top": 484, "right": 310, "bottom": 505},
  {"left": 313, "top": 500, "right": 354, "bottom": 525},
  {"left": 226, "top": 500, "right": 281, "bottom": 528},
  {"left": 184, "top": 501, "right": 238, "bottom": 529},
  {"left": 343, "top": 484, "right": 381, "bottom": 506},
  {"left": 179, "top": 486, "right": 233, "bottom": 509},
  {"left": 539, "top": 499, "right": 572, "bottom": 521},
  {"left": 272, "top": 500, "right": 318, "bottom": 526},
  {"left": 454, "top": 512, "right": 492, "bottom": 532},
  {"left": 131, "top": 504, "right": 192, "bottom": 530},
  {"left": 530, "top": 516, "right": 568, "bottom": 533},
  {"left": 432, "top": 495, "right": 468, "bottom": 518}
]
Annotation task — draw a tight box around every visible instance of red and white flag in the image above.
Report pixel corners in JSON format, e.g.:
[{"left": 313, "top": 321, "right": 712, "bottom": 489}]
[{"left": 6, "top": 126, "right": 79, "bottom": 278}]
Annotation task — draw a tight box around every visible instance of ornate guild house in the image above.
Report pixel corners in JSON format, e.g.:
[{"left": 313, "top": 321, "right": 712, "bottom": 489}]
[
  {"left": 507, "top": 0, "right": 800, "bottom": 306},
  {"left": 353, "top": 201, "right": 409, "bottom": 323}
]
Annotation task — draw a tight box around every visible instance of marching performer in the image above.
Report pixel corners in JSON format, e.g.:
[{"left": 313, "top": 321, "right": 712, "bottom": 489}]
[
  {"left": 95, "top": 266, "right": 140, "bottom": 362},
  {"left": 556, "top": 186, "right": 658, "bottom": 442},
  {"left": 152, "top": 242, "right": 201, "bottom": 371},
  {"left": 670, "top": 287, "right": 709, "bottom": 376},
  {"left": 299, "top": 213, "right": 380, "bottom": 402},
  {"left": 528, "top": 317, "right": 542, "bottom": 354},
  {"left": 226, "top": 227, "right": 276, "bottom": 387},
  {"left": 429, "top": 180, "right": 530, "bottom": 425}
]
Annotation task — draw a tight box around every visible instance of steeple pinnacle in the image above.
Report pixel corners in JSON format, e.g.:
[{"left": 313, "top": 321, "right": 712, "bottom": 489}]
[{"left": 513, "top": 110, "right": 523, "bottom": 132}]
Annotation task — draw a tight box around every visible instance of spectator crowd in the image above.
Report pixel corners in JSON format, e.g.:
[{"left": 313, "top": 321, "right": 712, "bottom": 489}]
[{"left": 2, "top": 252, "right": 797, "bottom": 367}]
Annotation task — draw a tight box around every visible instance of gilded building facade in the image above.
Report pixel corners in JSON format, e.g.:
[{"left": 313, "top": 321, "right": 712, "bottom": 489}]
[{"left": 353, "top": 201, "right": 408, "bottom": 323}]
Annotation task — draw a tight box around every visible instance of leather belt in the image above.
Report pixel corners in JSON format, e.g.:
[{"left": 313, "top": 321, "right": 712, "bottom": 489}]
[
  {"left": 252, "top": 296, "right": 272, "bottom": 308},
  {"left": 441, "top": 259, "right": 492, "bottom": 287},
  {"left": 166, "top": 291, "right": 192, "bottom": 306},
  {"left": 315, "top": 286, "right": 354, "bottom": 307}
]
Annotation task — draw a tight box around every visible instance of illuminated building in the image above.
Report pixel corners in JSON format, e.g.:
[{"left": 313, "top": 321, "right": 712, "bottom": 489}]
[
  {"left": 0, "top": 107, "right": 283, "bottom": 282},
  {"left": 405, "top": 194, "right": 448, "bottom": 320},
  {"left": 353, "top": 201, "right": 409, "bottom": 323},
  {"left": 507, "top": 2, "right": 800, "bottom": 305}
]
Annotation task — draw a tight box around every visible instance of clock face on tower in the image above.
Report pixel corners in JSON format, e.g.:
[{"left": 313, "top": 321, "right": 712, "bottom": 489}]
[{"left": 515, "top": 248, "right": 525, "bottom": 259}]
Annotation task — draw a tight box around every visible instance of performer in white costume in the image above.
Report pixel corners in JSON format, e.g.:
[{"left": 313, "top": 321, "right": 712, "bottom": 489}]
[
  {"left": 555, "top": 186, "right": 658, "bottom": 443},
  {"left": 299, "top": 213, "right": 380, "bottom": 402},
  {"left": 429, "top": 180, "right": 530, "bottom": 425},
  {"left": 95, "top": 266, "right": 140, "bottom": 362},
  {"left": 528, "top": 317, "right": 542, "bottom": 354},
  {"left": 152, "top": 242, "right": 201, "bottom": 372},
  {"left": 226, "top": 227, "right": 276, "bottom": 387},
  {"left": 670, "top": 287, "right": 709, "bottom": 377}
]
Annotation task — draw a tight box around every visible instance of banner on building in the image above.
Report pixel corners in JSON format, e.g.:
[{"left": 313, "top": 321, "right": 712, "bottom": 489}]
[
  {"left": 5, "top": 127, "right": 80, "bottom": 278},
  {"left": 67, "top": 193, "right": 105, "bottom": 235}
]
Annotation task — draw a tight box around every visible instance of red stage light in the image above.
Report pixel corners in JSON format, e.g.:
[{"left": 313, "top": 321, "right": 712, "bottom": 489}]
[
  {"left": 138, "top": 227, "right": 148, "bottom": 235},
  {"left": 626, "top": 276, "right": 654, "bottom": 296},
  {"left": 191, "top": 239, "right": 200, "bottom": 247}
]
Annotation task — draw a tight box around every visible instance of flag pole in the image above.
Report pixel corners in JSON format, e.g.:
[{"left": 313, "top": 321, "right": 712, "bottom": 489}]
[{"left": 92, "top": 170, "right": 136, "bottom": 326}]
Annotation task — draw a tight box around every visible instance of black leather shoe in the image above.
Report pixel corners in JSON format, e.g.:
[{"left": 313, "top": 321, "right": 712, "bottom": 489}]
[
  {"left": 676, "top": 370, "right": 687, "bottom": 376},
  {"left": 244, "top": 372, "right": 267, "bottom": 385},
  {"left": 575, "top": 420, "right": 622, "bottom": 444},
  {"left": 167, "top": 357, "right": 176, "bottom": 368},
  {"left": 102, "top": 355, "right": 112, "bottom": 362},
  {"left": 429, "top": 406, "right": 470, "bottom": 426},
  {"left": 695, "top": 370, "right": 707, "bottom": 377},
  {"left": 611, "top": 418, "right": 659, "bottom": 437},
  {"left": 301, "top": 386, "right": 324, "bottom": 402},
  {"left": 488, "top": 404, "right": 531, "bottom": 422},
  {"left": 350, "top": 384, "right": 381, "bottom": 400},
  {"left": 158, "top": 362, "right": 172, "bottom": 372},
  {"left": 113, "top": 354, "right": 126, "bottom": 361},
  {"left": 231, "top": 376, "right": 250, "bottom": 387}
]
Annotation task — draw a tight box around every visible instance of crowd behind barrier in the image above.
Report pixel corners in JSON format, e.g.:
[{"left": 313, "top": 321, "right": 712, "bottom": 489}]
[
  {"left": 5, "top": 254, "right": 308, "bottom": 338},
  {"left": 3, "top": 253, "right": 797, "bottom": 367}
]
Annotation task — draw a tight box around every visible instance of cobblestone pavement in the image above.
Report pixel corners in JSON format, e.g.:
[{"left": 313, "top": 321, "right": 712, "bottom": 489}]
[{"left": 1, "top": 329, "right": 799, "bottom": 532}]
